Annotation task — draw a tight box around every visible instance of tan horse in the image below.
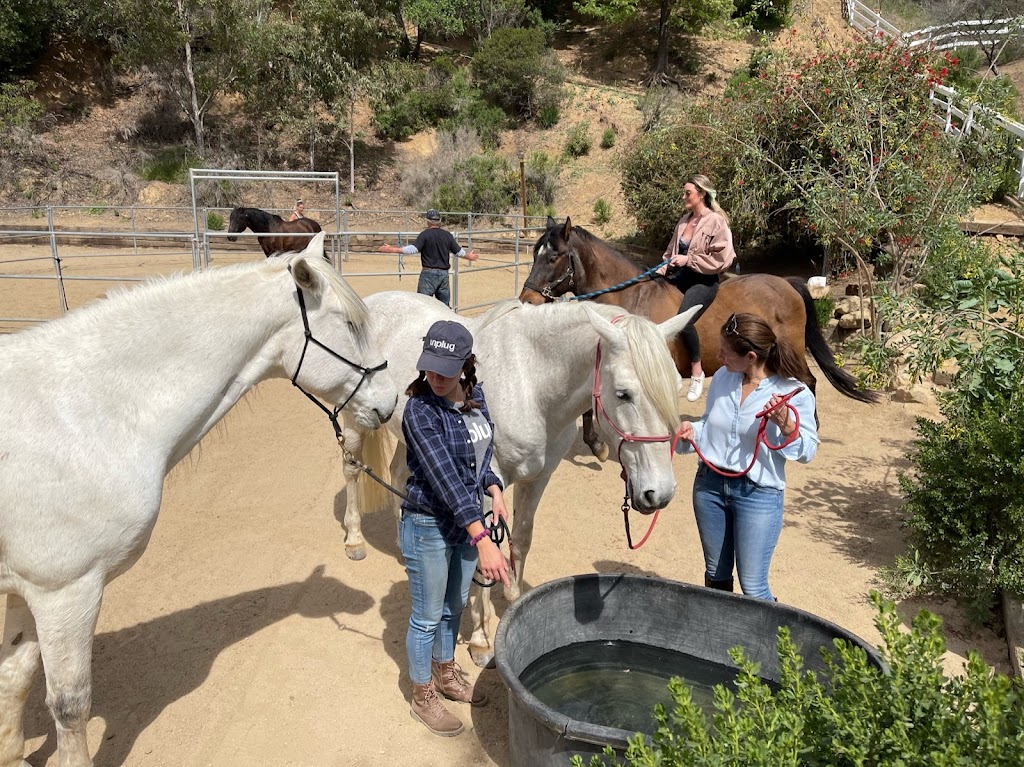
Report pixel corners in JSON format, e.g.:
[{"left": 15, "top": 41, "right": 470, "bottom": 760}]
[{"left": 520, "top": 217, "right": 877, "bottom": 459}]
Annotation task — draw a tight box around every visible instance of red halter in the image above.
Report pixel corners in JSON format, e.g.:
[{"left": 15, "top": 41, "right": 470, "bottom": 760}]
[
  {"left": 591, "top": 333, "right": 686, "bottom": 549},
  {"left": 688, "top": 387, "right": 804, "bottom": 477}
]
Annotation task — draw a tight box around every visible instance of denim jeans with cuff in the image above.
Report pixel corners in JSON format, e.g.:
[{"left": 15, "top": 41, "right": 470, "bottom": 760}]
[{"left": 399, "top": 511, "right": 478, "bottom": 684}]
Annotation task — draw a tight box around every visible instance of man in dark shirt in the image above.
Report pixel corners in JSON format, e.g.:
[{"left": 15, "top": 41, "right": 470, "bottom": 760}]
[{"left": 379, "top": 209, "right": 478, "bottom": 306}]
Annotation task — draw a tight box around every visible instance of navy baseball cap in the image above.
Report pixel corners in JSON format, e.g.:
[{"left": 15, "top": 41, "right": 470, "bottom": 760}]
[
  {"left": 417, "top": 320, "right": 474, "bottom": 377},
  {"left": 425, "top": 209, "right": 442, "bottom": 221}
]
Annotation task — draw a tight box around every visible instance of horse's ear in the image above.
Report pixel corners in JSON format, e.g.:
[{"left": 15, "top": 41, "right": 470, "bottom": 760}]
[
  {"left": 563, "top": 217, "right": 573, "bottom": 239},
  {"left": 546, "top": 215, "right": 557, "bottom": 229},
  {"left": 290, "top": 258, "right": 321, "bottom": 294},
  {"left": 302, "top": 231, "right": 327, "bottom": 260},
  {"left": 581, "top": 304, "right": 625, "bottom": 350},
  {"left": 658, "top": 304, "right": 703, "bottom": 341}
]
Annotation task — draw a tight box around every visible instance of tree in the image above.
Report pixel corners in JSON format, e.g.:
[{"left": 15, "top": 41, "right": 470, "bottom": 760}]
[
  {"left": 102, "top": 0, "right": 263, "bottom": 155},
  {"left": 574, "top": 0, "right": 733, "bottom": 85},
  {"left": 620, "top": 36, "right": 1004, "bottom": 333},
  {"left": 920, "top": 0, "right": 1023, "bottom": 75}
]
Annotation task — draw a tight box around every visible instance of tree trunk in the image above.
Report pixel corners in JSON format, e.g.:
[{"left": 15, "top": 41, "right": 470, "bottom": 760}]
[
  {"left": 183, "top": 40, "right": 205, "bottom": 155},
  {"left": 412, "top": 27, "right": 424, "bottom": 61},
  {"left": 348, "top": 99, "right": 355, "bottom": 194},
  {"left": 393, "top": 7, "right": 412, "bottom": 58},
  {"left": 644, "top": 0, "right": 677, "bottom": 87},
  {"left": 177, "top": 0, "right": 205, "bottom": 155}
]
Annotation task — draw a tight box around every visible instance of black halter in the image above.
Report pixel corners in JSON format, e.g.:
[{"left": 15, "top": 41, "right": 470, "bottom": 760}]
[
  {"left": 523, "top": 247, "right": 580, "bottom": 299},
  {"left": 290, "top": 287, "right": 388, "bottom": 439}
]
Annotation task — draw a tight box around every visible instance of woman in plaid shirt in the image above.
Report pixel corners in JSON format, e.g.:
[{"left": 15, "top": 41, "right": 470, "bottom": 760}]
[{"left": 400, "top": 320, "right": 510, "bottom": 737}]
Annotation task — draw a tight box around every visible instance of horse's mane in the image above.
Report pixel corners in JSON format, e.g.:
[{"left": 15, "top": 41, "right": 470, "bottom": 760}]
[
  {"left": 478, "top": 299, "right": 678, "bottom": 433},
  {"left": 236, "top": 206, "right": 282, "bottom": 230},
  {"left": 573, "top": 225, "right": 650, "bottom": 276},
  {"left": 18, "top": 254, "right": 373, "bottom": 355}
]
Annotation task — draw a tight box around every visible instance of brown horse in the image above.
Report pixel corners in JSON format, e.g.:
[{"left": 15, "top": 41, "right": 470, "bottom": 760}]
[
  {"left": 227, "top": 206, "right": 323, "bottom": 257},
  {"left": 519, "top": 217, "right": 877, "bottom": 459}
]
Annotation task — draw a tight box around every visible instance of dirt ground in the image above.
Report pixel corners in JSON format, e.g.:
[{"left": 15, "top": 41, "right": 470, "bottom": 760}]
[{"left": 1, "top": 237, "right": 1012, "bottom": 767}]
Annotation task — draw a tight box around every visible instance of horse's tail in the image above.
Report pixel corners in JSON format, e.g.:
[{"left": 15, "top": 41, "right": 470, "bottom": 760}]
[
  {"left": 785, "top": 276, "right": 879, "bottom": 404},
  {"left": 353, "top": 426, "right": 397, "bottom": 515}
]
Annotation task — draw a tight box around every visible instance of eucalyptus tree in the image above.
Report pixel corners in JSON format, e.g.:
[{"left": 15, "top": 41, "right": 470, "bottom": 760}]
[
  {"left": 573, "top": 0, "right": 734, "bottom": 85},
  {"left": 103, "top": 0, "right": 264, "bottom": 155}
]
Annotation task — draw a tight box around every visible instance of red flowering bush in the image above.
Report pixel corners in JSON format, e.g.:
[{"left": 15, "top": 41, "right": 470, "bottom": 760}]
[{"left": 621, "top": 36, "right": 1006, "bottom": 291}]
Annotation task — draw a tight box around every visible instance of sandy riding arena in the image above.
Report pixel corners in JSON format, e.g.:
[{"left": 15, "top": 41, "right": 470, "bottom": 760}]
[{"left": 2, "top": 240, "right": 1009, "bottom": 767}]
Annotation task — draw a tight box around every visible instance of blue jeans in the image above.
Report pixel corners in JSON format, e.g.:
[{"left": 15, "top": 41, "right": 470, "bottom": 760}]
[
  {"left": 399, "top": 511, "right": 478, "bottom": 684},
  {"left": 417, "top": 269, "right": 451, "bottom": 307},
  {"left": 692, "top": 464, "right": 784, "bottom": 600}
]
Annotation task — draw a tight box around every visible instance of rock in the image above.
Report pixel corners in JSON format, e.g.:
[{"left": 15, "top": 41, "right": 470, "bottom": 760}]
[
  {"left": 845, "top": 283, "right": 861, "bottom": 296},
  {"left": 809, "top": 284, "right": 831, "bottom": 300},
  {"left": 932, "top": 359, "right": 959, "bottom": 387},
  {"left": 839, "top": 312, "right": 871, "bottom": 329},
  {"left": 138, "top": 181, "right": 181, "bottom": 207},
  {"left": 889, "top": 381, "right": 936, "bottom": 406}
]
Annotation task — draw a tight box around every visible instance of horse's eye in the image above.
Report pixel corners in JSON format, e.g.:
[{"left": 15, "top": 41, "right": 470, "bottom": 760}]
[{"left": 616, "top": 390, "right": 632, "bottom": 402}]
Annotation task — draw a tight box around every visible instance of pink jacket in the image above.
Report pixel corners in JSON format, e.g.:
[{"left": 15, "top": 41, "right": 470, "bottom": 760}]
[{"left": 662, "top": 210, "right": 736, "bottom": 275}]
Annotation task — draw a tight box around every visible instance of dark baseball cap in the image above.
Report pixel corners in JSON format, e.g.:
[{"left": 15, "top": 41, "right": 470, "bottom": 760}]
[
  {"left": 417, "top": 320, "right": 473, "bottom": 377},
  {"left": 425, "top": 209, "right": 442, "bottom": 221}
]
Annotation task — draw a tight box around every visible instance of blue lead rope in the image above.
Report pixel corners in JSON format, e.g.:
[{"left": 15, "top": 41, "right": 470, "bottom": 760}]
[{"left": 559, "top": 258, "right": 672, "bottom": 302}]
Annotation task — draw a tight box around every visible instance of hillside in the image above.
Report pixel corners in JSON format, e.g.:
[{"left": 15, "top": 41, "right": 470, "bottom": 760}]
[{"left": 5, "top": 2, "right": 1022, "bottom": 238}]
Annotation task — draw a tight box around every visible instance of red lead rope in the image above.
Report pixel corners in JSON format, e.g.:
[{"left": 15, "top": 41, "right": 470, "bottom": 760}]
[{"left": 690, "top": 387, "right": 805, "bottom": 477}]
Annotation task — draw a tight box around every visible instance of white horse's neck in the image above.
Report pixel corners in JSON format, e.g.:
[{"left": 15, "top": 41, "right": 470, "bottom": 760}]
[
  {"left": 4, "top": 264, "right": 297, "bottom": 470},
  {"left": 477, "top": 303, "right": 604, "bottom": 434}
]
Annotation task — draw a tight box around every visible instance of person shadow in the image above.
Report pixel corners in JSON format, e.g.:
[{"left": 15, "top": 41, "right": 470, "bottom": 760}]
[{"left": 22, "top": 566, "right": 373, "bottom": 767}]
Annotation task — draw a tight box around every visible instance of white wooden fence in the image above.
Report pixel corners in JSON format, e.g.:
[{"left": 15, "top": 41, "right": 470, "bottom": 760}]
[{"left": 843, "top": 0, "right": 1024, "bottom": 196}]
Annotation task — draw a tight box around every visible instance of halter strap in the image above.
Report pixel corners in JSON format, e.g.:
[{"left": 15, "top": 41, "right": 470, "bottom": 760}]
[{"left": 290, "top": 285, "right": 387, "bottom": 438}]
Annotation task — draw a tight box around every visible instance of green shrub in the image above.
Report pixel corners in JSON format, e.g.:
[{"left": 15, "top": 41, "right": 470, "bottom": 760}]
[
  {"left": 813, "top": 294, "right": 834, "bottom": 328},
  {"left": 599, "top": 126, "right": 617, "bottom": 149},
  {"left": 734, "top": 0, "right": 794, "bottom": 31},
  {"left": 0, "top": 80, "right": 44, "bottom": 133},
  {"left": 536, "top": 103, "right": 560, "bottom": 128},
  {"left": 576, "top": 593, "right": 1024, "bottom": 767},
  {"left": 563, "top": 122, "right": 591, "bottom": 157},
  {"left": 898, "top": 388, "right": 1024, "bottom": 621},
  {"left": 593, "top": 197, "right": 612, "bottom": 225},
  {"left": 524, "top": 151, "right": 560, "bottom": 208},
  {"left": 471, "top": 27, "right": 565, "bottom": 117},
  {"left": 206, "top": 211, "right": 225, "bottom": 231},
  {"left": 140, "top": 148, "right": 197, "bottom": 184},
  {"left": 432, "top": 152, "right": 519, "bottom": 215}
]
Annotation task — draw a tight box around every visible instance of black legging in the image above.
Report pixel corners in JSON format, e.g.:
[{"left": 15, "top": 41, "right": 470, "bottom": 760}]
[{"left": 669, "top": 267, "right": 720, "bottom": 364}]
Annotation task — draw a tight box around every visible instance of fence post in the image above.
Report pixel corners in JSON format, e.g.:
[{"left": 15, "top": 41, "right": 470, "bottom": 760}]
[
  {"left": 130, "top": 205, "right": 138, "bottom": 259},
  {"left": 47, "top": 206, "right": 69, "bottom": 314},
  {"left": 514, "top": 219, "right": 521, "bottom": 296}
]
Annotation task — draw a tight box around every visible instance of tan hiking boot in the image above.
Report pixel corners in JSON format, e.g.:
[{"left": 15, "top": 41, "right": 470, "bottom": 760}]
[
  {"left": 410, "top": 681, "right": 464, "bottom": 737},
  {"left": 432, "top": 659, "right": 488, "bottom": 707}
]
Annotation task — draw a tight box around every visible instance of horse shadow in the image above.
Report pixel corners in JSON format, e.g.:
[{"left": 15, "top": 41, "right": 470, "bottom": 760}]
[
  {"left": 789, "top": 441, "right": 911, "bottom": 572},
  {"left": 23, "top": 567, "right": 373, "bottom": 767}
]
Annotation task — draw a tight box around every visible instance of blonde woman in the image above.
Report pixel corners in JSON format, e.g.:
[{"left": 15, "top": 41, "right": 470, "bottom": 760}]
[{"left": 655, "top": 174, "right": 737, "bottom": 402}]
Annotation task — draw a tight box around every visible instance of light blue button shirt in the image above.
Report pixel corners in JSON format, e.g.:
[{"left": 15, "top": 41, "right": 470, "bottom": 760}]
[{"left": 675, "top": 368, "right": 819, "bottom": 490}]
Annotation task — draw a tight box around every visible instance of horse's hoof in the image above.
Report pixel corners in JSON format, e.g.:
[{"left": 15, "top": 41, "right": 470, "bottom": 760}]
[
  {"left": 470, "top": 645, "right": 495, "bottom": 669},
  {"left": 589, "top": 442, "right": 609, "bottom": 462},
  {"left": 345, "top": 545, "right": 367, "bottom": 561}
]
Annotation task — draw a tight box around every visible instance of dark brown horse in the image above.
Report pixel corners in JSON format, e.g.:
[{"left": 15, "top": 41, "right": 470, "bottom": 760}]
[
  {"left": 520, "top": 217, "right": 877, "bottom": 459},
  {"left": 227, "top": 206, "right": 323, "bottom": 257}
]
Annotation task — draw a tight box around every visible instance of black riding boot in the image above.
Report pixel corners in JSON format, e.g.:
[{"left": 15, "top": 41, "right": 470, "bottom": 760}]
[{"left": 704, "top": 574, "right": 735, "bottom": 592}]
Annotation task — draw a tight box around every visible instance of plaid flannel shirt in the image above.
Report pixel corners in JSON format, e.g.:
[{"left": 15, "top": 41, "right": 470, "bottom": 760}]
[{"left": 401, "top": 383, "right": 502, "bottom": 545}]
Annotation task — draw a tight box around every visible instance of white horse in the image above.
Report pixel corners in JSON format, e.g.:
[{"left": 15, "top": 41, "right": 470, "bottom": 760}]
[
  {"left": 341, "top": 291, "right": 699, "bottom": 667},
  {"left": 0, "top": 232, "right": 397, "bottom": 767}
]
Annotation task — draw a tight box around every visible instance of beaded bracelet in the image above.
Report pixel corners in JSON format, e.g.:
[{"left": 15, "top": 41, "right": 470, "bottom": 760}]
[{"left": 469, "top": 528, "right": 489, "bottom": 546}]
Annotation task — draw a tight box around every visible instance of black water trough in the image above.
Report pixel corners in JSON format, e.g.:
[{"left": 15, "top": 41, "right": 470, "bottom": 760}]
[{"left": 494, "top": 573, "right": 884, "bottom": 767}]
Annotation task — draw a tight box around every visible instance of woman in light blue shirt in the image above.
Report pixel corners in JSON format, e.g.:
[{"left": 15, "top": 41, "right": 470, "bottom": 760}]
[{"left": 676, "top": 312, "right": 819, "bottom": 600}]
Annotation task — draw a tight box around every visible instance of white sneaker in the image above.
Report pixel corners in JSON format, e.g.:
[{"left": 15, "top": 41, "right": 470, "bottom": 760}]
[{"left": 686, "top": 373, "right": 706, "bottom": 402}]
